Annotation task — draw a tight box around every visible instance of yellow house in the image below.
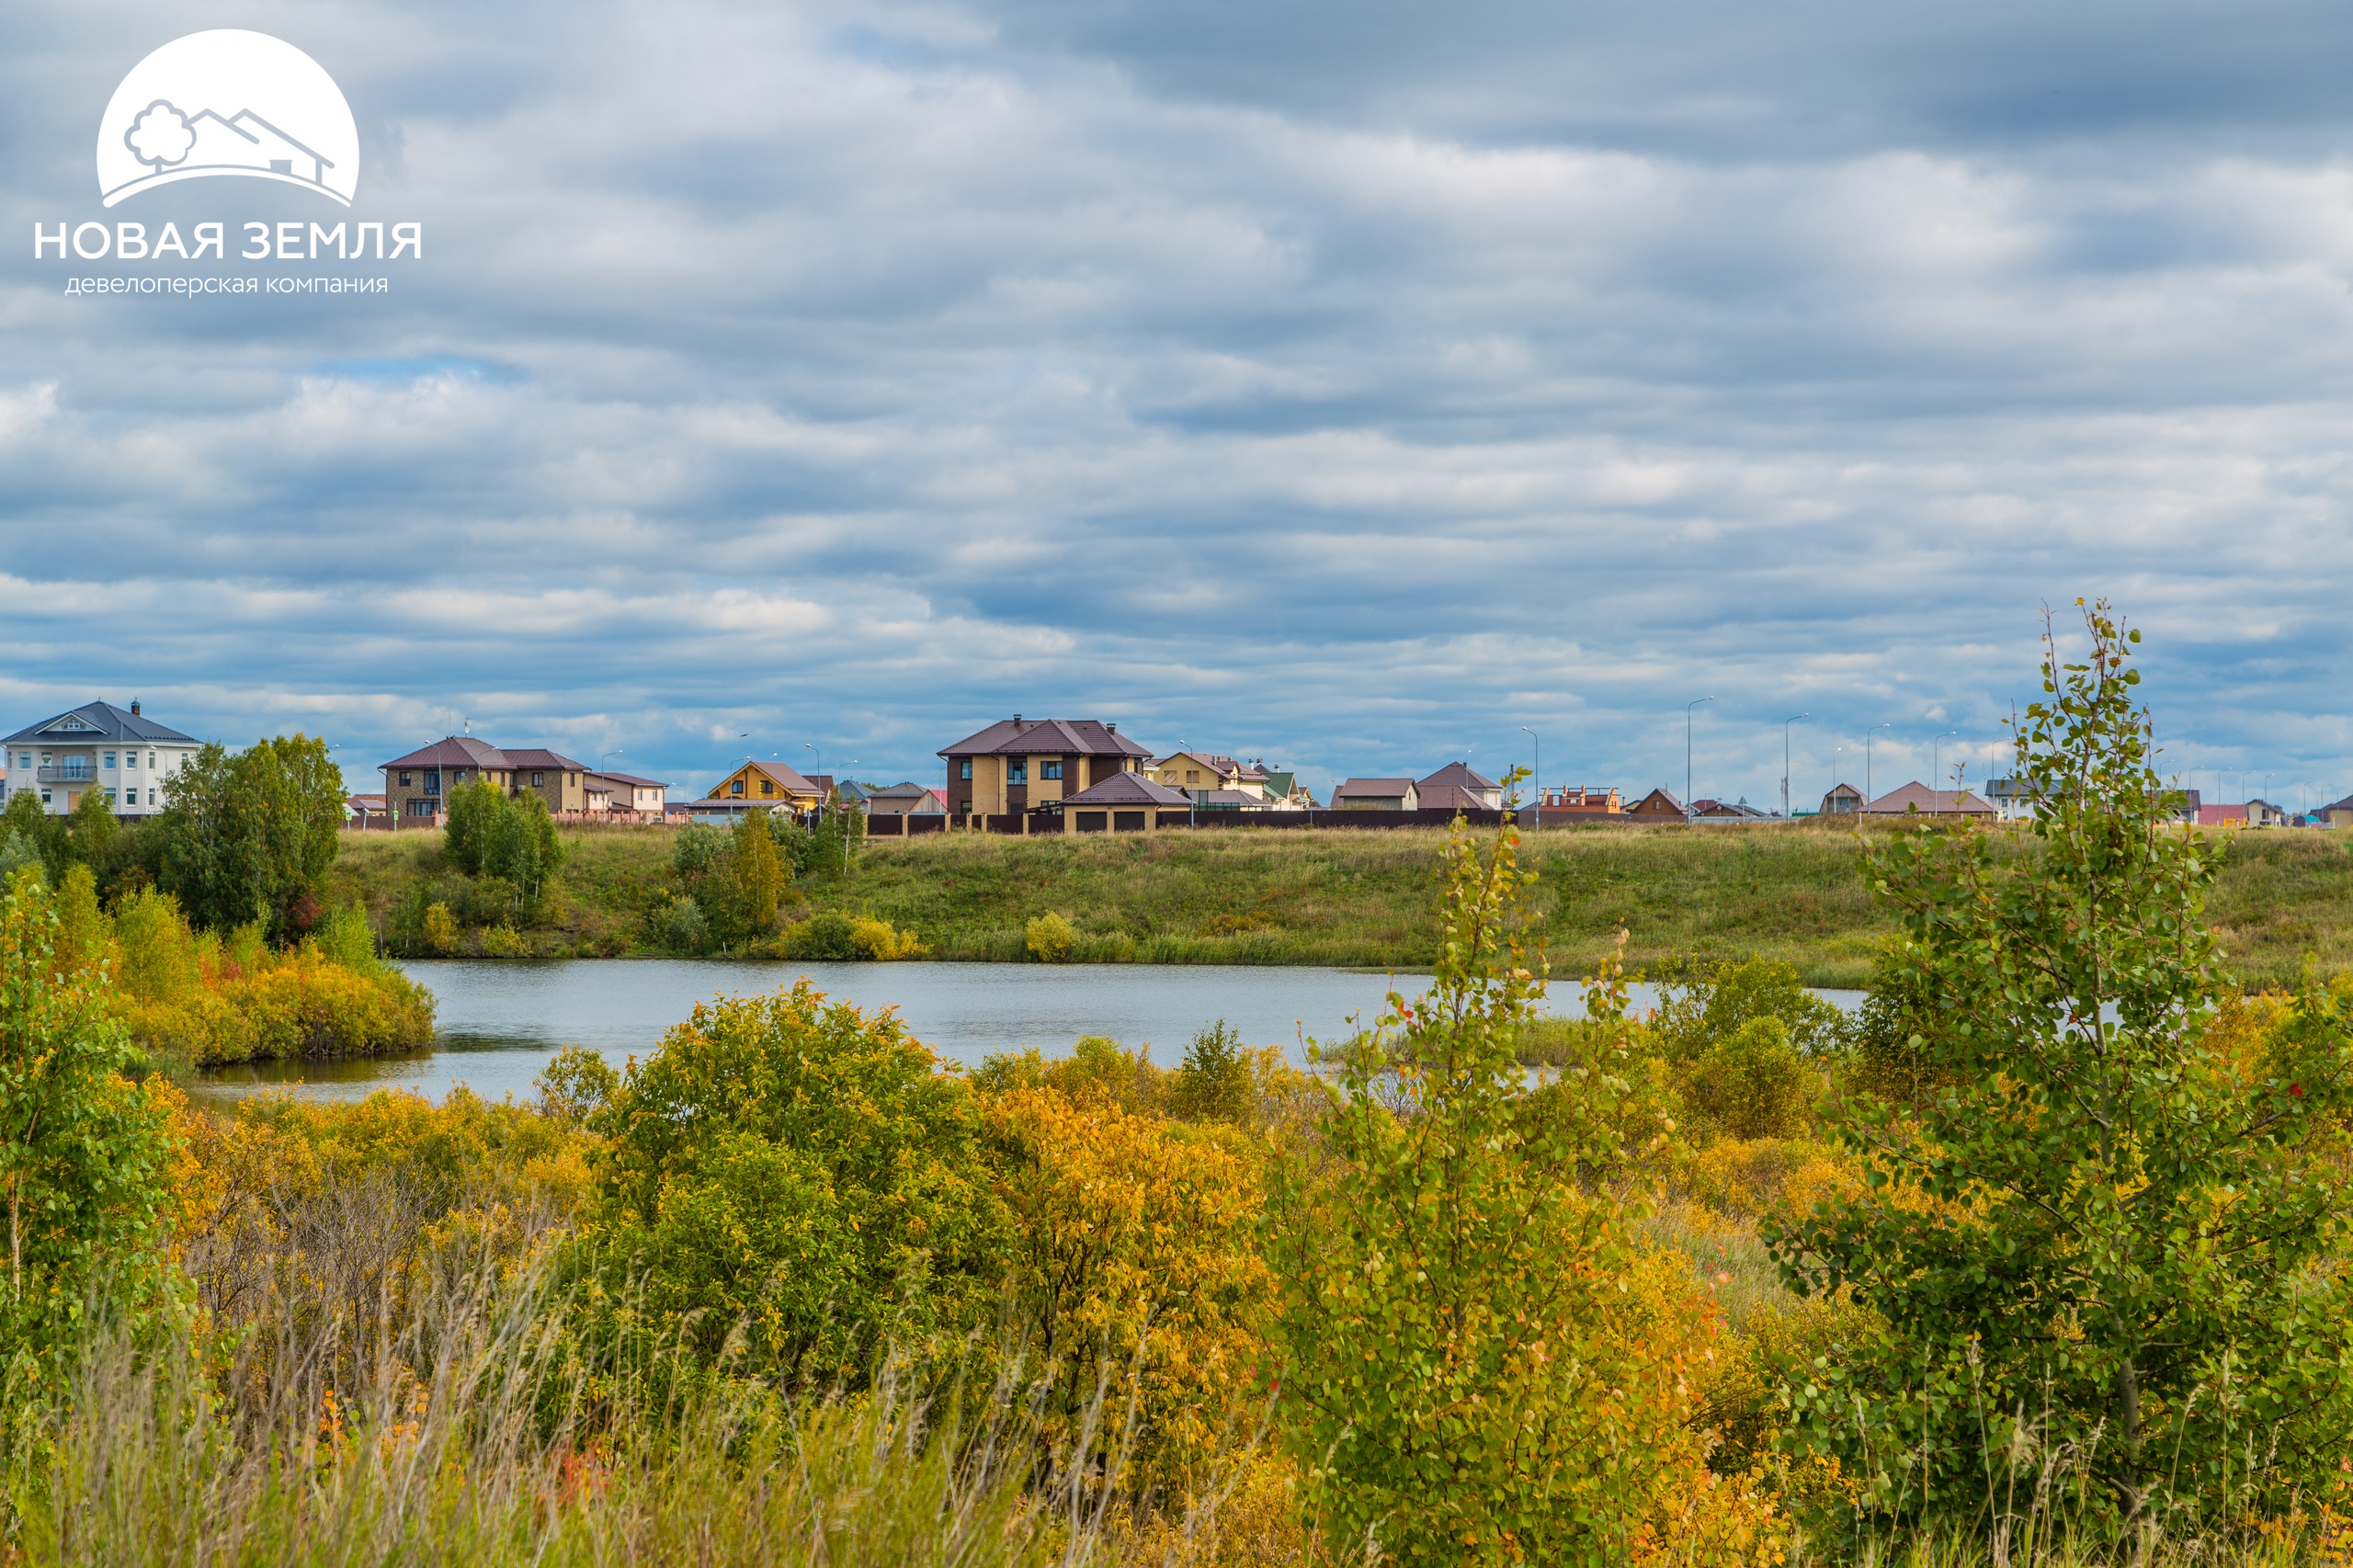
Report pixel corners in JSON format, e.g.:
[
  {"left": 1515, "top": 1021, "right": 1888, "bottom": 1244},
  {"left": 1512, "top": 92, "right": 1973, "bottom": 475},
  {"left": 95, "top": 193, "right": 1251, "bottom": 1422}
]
[
  {"left": 707, "top": 759, "right": 824, "bottom": 810},
  {"left": 1149, "top": 750, "right": 1271, "bottom": 800}
]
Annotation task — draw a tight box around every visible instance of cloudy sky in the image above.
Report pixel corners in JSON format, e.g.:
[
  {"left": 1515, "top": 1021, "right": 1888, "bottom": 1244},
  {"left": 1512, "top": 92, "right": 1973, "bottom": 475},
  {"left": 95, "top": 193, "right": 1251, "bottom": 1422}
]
[{"left": 5, "top": 0, "right": 2352, "bottom": 810}]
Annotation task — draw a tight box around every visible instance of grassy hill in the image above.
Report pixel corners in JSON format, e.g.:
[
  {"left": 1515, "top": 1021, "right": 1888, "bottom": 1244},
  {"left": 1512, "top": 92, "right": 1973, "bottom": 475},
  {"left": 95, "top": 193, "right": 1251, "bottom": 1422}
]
[{"left": 324, "top": 819, "right": 2353, "bottom": 989}]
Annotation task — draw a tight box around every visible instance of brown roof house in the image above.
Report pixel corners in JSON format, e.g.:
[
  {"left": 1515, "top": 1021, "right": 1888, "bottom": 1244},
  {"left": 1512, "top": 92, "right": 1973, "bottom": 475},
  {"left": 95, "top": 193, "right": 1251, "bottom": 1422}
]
[
  {"left": 381, "top": 736, "right": 515, "bottom": 824},
  {"left": 1332, "top": 778, "right": 1419, "bottom": 810},
  {"left": 1624, "top": 788, "right": 1687, "bottom": 822},
  {"left": 590, "top": 771, "right": 669, "bottom": 813},
  {"left": 1862, "top": 781, "right": 1995, "bottom": 818},
  {"left": 941, "top": 716, "right": 1154, "bottom": 818},
  {"left": 1417, "top": 763, "right": 1503, "bottom": 811},
  {"left": 1819, "top": 782, "right": 1864, "bottom": 815},
  {"left": 1051, "top": 772, "right": 1196, "bottom": 835}
]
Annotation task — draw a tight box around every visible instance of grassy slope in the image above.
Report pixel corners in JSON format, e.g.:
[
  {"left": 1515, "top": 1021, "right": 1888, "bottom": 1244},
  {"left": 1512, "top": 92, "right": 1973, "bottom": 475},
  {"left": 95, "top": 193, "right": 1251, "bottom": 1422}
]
[{"left": 324, "top": 820, "right": 2353, "bottom": 989}]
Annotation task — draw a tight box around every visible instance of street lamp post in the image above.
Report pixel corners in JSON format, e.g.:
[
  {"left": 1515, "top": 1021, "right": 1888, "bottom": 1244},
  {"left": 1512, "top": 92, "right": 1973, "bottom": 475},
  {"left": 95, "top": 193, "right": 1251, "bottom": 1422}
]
[
  {"left": 1520, "top": 726, "right": 1539, "bottom": 824},
  {"left": 1866, "top": 723, "right": 1892, "bottom": 806},
  {"left": 1781, "top": 713, "right": 1808, "bottom": 821},
  {"left": 1931, "top": 731, "right": 1958, "bottom": 816},
  {"left": 1686, "top": 698, "right": 1714, "bottom": 822}
]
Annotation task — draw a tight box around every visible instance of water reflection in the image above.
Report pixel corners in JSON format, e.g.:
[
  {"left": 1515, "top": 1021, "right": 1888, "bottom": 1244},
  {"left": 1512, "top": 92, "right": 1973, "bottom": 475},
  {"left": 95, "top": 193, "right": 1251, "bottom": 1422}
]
[{"left": 185, "top": 958, "right": 1861, "bottom": 1107}]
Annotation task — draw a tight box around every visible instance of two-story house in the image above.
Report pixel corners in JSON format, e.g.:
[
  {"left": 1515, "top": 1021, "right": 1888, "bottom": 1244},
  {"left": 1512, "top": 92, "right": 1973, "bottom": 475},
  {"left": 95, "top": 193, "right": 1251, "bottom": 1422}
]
[
  {"left": 2, "top": 700, "right": 200, "bottom": 817},
  {"left": 1416, "top": 762, "right": 1505, "bottom": 812},
  {"left": 1149, "top": 750, "right": 1274, "bottom": 801},
  {"left": 941, "top": 717, "right": 1154, "bottom": 817},
  {"left": 705, "top": 759, "right": 824, "bottom": 811},
  {"left": 379, "top": 736, "right": 599, "bottom": 821}
]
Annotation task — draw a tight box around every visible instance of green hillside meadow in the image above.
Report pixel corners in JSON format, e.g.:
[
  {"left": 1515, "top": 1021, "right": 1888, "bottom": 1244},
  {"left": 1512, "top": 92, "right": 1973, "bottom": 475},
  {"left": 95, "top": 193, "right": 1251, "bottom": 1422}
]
[{"left": 325, "top": 817, "right": 2353, "bottom": 989}]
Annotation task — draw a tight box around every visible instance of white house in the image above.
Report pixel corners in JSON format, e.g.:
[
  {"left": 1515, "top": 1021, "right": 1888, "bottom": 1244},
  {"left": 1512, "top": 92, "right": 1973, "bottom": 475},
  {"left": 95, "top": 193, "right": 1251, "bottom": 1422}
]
[{"left": 1, "top": 700, "right": 200, "bottom": 817}]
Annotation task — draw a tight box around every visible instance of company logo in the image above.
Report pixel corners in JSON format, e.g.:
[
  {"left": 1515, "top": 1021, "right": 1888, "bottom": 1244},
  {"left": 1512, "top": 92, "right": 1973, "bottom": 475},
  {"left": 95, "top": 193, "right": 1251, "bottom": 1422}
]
[{"left": 96, "top": 30, "right": 358, "bottom": 208}]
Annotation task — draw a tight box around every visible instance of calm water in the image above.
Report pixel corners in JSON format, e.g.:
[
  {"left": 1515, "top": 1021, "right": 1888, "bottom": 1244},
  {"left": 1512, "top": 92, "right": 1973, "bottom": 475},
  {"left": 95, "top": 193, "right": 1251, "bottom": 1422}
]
[{"left": 185, "top": 958, "right": 1862, "bottom": 1105}]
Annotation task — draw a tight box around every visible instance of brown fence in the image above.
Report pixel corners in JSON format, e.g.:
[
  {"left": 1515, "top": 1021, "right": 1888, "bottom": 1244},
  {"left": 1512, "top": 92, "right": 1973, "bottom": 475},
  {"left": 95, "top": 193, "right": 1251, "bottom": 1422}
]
[{"left": 866, "top": 814, "right": 950, "bottom": 836}]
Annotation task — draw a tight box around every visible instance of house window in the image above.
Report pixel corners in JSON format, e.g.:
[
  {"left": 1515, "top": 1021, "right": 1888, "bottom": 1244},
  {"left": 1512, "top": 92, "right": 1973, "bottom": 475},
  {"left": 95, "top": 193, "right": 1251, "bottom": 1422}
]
[
  {"left": 15, "top": 754, "right": 26, "bottom": 768},
  {"left": 399, "top": 772, "right": 412, "bottom": 787},
  {"left": 103, "top": 752, "right": 117, "bottom": 769},
  {"left": 41, "top": 791, "right": 51, "bottom": 805},
  {"left": 1008, "top": 761, "right": 1028, "bottom": 785},
  {"left": 124, "top": 790, "right": 136, "bottom": 806},
  {"left": 426, "top": 771, "right": 440, "bottom": 796},
  {"left": 959, "top": 760, "right": 972, "bottom": 780},
  {"left": 533, "top": 771, "right": 545, "bottom": 787},
  {"left": 760, "top": 778, "right": 773, "bottom": 796},
  {"left": 731, "top": 779, "right": 744, "bottom": 796},
  {"left": 102, "top": 789, "right": 115, "bottom": 806},
  {"left": 1041, "top": 760, "right": 1062, "bottom": 780}
]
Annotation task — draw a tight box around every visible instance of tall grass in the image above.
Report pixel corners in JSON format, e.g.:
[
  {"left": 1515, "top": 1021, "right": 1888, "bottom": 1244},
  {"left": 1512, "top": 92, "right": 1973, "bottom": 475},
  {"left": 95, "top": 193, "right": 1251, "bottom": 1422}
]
[{"left": 6, "top": 1162, "right": 1288, "bottom": 1568}]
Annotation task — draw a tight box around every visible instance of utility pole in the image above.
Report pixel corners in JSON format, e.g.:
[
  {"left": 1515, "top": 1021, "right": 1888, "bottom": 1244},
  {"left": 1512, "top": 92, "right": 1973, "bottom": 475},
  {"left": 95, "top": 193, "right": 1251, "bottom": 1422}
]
[
  {"left": 1781, "top": 713, "right": 1808, "bottom": 821},
  {"left": 1686, "top": 698, "right": 1714, "bottom": 822},
  {"left": 1520, "top": 726, "right": 1539, "bottom": 825}
]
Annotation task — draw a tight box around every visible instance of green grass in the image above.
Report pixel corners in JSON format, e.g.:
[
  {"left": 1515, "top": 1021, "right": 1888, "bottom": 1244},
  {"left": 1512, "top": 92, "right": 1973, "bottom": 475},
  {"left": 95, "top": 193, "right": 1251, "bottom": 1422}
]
[{"left": 324, "top": 820, "right": 2353, "bottom": 988}]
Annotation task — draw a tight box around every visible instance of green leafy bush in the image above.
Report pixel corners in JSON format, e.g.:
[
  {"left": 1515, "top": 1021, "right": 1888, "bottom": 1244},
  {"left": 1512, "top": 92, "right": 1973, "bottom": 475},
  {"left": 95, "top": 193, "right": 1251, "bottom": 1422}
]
[
  {"left": 1170, "top": 1018, "right": 1250, "bottom": 1123},
  {"left": 579, "top": 982, "right": 1008, "bottom": 1383},
  {"left": 0, "top": 869, "right": 182, "bottom": 1381},
  {"left": 1266, "top": 807, "right": 1713, "bottom": 1563},
  {"left": 784, "top": 909, "right": 858, "bottom": 960},
  {"left": 1769, "top": 601, "right": 2353, "bottom": 1534}
]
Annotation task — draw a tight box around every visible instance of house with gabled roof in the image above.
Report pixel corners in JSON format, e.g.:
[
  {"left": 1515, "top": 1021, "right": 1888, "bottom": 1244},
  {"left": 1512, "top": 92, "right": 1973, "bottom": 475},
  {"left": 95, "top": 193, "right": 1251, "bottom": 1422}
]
[
  {"left": 1332, "top": 778, "right": 1419, "bottom": 810},
  {"left": 1624, "top": 788, "right": 1687, "bottom": 822},
  {"left": 380, "top": 735, "right": 608, "bottom": 821},
  {"left": 940, "top": 716, "right": 1154, "bottom": 818},
  {"left": 707, "top": 759, "right": 824, "bottom": 811},
  {"left": 1417, "top": 762, "right": 1503, "bottom": 811},
  {"left": 1819, "top": 782, "right": 1864, "bottom": 816},
  {"left": 1050, "top": 772, "right": 1195, "bottom": 834},
  {"left": 3, "top": 699, "right": 200, "bottom": 817},
  {"left": 1862, "top": 781, "right": 1995, "bottom": 818}
]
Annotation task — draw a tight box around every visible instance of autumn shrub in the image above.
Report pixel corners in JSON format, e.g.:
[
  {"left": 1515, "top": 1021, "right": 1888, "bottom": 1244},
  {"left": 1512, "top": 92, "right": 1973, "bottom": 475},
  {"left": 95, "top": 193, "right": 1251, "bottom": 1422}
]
[
  {"left": 425, "top": 901, "right": 458, "bottom": 954},
  {"left": 1677, "top": 1014, "right": 1813, "bottom": 1140},
  {"left": 850, "top": 915, "right": 926, "bottom": 960},
  {"left": 1266, "top": 803, "right": 1727, "bottom": 1564},
  {"left": 482, "top": 921, "right": 529, "bottom": 958},
  {"left": 1025, "top": 911, "right": 1075, "bottom": 963},
  {"left": 126, "top": 950, "right": 437, "bottom": 1066},
  {"left": 984, "top": 1084, "right": 1271, "bottom": 1497},
  {"left": 113, "top": 886, "right": 200, "bottom": 1005},
  {"left": 576, "top": 983, "right": 1010, "bottom": 1385}
]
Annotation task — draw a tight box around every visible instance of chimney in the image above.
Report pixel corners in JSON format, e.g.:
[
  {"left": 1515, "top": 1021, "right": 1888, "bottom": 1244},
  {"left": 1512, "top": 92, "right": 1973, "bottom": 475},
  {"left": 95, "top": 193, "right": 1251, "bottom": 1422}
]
[
  {"left": 1105, "top": 722, "right": 1116, "bottom": 733},
  {"left": 1012, "top": 714, "right": 1021, "bottom": 725},
  {"left": 130, "top": 699, "right": 141, "bottom": 716}
]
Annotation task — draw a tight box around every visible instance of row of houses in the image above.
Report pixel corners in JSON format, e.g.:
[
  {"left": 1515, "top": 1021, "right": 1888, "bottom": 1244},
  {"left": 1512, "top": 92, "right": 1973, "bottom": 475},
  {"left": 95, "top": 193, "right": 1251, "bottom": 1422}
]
[{"left": 12, "top": 700, "right": 2353, "bottom": 836}]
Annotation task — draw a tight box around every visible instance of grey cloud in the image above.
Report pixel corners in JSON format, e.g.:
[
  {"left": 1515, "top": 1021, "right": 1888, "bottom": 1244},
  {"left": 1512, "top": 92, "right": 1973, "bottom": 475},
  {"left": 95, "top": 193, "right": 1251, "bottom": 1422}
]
[{"left": 0, "top": 0, "right": 2348, "bottom": 806}]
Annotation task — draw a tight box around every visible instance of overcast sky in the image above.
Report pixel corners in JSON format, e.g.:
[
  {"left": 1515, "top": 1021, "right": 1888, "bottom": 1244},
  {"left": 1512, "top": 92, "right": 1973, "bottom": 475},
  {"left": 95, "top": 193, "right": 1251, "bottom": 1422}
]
[{"left": 5, "top": 0, "right": 2351, "bottom": 810}]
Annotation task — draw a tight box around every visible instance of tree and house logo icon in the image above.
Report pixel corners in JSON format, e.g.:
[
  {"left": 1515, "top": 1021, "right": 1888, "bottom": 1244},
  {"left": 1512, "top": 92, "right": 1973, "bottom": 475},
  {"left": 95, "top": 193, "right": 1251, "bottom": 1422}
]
[{"left": 96, "top": 30, "right": 359, "bottom": 207}]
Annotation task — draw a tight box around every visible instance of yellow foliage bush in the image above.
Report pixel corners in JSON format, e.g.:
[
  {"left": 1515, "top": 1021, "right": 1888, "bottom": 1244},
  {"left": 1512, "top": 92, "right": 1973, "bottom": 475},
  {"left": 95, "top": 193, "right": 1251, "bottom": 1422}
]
[
  {"left": 984, "top": 1084, "right": 1272, "bottom": 1497},
  {"left": 850, "top": 915, "right": 927, "bottom": 960},
  {"left": 128, "top": 951, "right": 437, "bottom": 1065},
  {"left": 424, "top": 901, "right": 459, "bottom": 953},
  {"left": 1025, "top": 910, "right": 1075, "bottom": 963},
  {"left": 482, "top": 921, "right": 529, "bottom": 957}
]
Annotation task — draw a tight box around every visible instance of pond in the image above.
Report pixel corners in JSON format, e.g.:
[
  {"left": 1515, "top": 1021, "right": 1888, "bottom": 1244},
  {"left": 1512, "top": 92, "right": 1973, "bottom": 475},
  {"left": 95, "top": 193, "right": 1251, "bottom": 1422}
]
[{"left": 184, "top": 959, "right": 1865, "bottom": 1106}]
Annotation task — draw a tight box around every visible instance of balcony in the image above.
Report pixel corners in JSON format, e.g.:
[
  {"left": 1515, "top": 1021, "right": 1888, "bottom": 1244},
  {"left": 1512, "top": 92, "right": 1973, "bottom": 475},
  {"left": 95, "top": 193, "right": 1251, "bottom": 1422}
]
[{"left": 36, "top": 765, "right": 98, "bottom": 784}]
